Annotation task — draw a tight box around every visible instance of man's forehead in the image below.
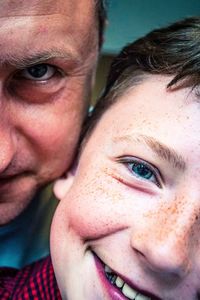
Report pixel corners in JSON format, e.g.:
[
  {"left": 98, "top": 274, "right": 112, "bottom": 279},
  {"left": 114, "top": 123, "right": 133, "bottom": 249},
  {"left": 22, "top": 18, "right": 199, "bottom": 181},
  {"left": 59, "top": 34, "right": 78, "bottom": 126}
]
[{"left": 0, "top": 0, "right": 93, "bottom": 17}]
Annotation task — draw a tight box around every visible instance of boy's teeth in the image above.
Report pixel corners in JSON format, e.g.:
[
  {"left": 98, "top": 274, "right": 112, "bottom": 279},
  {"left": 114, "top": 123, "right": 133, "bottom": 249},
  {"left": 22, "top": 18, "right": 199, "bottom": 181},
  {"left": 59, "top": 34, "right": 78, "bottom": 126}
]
[
  {"left": 115, "top": 276, "right": 124, "bottom": 288},
  {"left": 105, "top": 265, "right": 112, "bottom": 273},
  {"left": 104, "top": 264, "right": 151, "bottom": 300},
  {"left": 122, "top": 283, "right": 137, "bottom": 298},
  {"left": 135, "top": 294, "right": 151, "bottom": 300},
  {"left": 110, "top": 275, "right": 117, "bottom": 284}
]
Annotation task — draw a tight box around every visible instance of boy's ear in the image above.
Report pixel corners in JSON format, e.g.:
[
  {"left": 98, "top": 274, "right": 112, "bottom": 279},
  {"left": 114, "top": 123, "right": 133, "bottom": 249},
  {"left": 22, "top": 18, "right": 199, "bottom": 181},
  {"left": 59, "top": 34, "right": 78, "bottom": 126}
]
[{"left": 53, "top": 171, "right": 75, "bottom": 200}]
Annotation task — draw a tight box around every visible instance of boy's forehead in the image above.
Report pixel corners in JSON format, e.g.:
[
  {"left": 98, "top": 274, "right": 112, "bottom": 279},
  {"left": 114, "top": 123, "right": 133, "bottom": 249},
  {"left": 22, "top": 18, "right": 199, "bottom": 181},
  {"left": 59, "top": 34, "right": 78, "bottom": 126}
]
[{"left": 86, "top": 76, "right": 199, "bottom": 146}]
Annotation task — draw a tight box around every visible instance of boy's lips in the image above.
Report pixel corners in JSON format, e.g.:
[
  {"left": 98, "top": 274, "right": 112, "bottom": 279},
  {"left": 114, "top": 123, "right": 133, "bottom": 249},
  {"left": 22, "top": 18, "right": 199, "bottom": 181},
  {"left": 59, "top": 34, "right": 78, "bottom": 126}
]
[{"left": 93, "top": 252, "right": 162, "bottom": 300}]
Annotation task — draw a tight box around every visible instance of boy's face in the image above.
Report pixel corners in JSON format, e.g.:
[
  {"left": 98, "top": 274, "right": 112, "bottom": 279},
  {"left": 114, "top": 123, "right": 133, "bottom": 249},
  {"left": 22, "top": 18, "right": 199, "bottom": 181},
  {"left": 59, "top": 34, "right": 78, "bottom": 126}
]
[{"left": 51, "top": 75, "right": 200, "bottom": 300}]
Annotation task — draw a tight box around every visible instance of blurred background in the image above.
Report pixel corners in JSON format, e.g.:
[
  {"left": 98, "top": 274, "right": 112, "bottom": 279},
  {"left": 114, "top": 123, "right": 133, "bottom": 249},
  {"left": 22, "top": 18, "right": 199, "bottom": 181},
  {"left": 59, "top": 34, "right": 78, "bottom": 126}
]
[{"left": 93, "top": 0, "right": 200, "bottom": 102}]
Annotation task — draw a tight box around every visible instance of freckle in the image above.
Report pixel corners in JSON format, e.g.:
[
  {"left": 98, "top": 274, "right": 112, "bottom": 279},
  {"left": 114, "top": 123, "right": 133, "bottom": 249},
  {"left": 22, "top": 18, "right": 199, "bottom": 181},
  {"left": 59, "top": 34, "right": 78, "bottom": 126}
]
[{"left": 143, "top": 195, "right": 190, "bottom": 245}]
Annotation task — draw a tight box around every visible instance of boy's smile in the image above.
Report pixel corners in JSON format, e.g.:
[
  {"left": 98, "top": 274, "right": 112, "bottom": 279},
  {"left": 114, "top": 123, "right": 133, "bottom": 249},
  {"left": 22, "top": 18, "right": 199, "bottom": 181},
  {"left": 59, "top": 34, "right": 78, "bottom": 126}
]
[
  {"left": 95, "top": 253, "right": 160, "bottom": 299},
  {"left": 51, "top": 75, "right": 200, "bottom": 300}
]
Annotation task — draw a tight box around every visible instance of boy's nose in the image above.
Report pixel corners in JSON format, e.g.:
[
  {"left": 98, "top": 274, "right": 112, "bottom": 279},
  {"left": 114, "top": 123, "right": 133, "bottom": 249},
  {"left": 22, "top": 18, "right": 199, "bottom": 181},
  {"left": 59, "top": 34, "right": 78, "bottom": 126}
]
[
  {"left": 131, "top": 201, "right": 200, "bottom": 282},
  {"left": 133, "top": 232, "right": 191, "bottom": 280}
]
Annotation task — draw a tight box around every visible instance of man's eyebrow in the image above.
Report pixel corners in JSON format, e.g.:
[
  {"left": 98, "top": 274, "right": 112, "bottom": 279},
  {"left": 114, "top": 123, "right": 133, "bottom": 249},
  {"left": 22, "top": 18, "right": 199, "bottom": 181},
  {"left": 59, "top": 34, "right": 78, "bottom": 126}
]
[
  {"left": 113, "top": 134, "right": 186, "bottom": 171},
  {"left": 0, "top": 50, "right": 80, "bottom": 69}
]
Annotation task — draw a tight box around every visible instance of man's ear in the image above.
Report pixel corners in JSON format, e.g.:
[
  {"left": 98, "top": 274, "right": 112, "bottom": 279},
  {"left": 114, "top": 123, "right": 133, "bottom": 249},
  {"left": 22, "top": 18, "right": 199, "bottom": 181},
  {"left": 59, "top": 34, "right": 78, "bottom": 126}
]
[{"left": 53, "top": 171, "right": 75, "bottom": 200}]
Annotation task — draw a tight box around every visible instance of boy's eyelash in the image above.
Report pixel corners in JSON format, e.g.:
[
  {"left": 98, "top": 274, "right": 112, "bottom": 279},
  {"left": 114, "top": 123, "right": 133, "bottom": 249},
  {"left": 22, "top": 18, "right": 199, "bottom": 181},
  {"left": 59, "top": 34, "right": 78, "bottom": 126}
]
[{"left": 116, "top": 156, "right": 162, "bottom": 188}]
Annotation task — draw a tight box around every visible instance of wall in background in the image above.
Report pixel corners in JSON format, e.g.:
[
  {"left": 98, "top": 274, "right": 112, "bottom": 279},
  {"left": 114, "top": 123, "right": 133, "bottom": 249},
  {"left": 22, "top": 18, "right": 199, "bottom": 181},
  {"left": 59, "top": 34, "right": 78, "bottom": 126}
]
[
  {"left": 93, "top": 1, "right": 200, "bottom": 103},
  {"left": 103, "top": 0, "right": 200, "bottom": 54},
  {"left": 92, "top": 55, "right": 113, "bottom": 103}
]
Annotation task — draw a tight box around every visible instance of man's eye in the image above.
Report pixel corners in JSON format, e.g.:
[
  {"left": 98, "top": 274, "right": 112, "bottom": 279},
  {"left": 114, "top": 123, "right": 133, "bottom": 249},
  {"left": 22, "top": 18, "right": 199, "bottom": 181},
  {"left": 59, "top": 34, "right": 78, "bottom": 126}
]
[{"left": 19, "top": 64, "right": 56, "bottom": 81}]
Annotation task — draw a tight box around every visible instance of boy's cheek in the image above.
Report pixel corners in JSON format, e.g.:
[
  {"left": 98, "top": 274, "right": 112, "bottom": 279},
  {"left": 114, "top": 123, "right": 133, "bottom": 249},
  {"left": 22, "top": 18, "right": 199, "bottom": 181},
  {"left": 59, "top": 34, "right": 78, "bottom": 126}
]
[
  {"left": 58, "top": 171, "right": 128, "bottom": 239},
  {"left": 66, "top": 197, "right": 126, "bottom": 240}
]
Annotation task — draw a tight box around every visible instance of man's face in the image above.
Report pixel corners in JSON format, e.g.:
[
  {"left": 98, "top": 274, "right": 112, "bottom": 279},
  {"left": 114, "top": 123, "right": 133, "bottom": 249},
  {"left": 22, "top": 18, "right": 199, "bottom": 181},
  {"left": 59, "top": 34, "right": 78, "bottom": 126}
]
[
  {"left": 0, "top": 0, "right": 98, "bottom": 224},
  {"left": 52, "top": 76, "right": 200, "bottom": 300}
]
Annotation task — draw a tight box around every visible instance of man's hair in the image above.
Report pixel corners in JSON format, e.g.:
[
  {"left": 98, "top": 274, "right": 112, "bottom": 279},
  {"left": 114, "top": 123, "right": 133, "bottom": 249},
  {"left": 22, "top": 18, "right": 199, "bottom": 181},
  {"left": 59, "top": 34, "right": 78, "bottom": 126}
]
[
  {"left": 96, "top": 0, "right": 107, "bottom": 48},
  {"left": 83, "top": 16, "right": 200, "bottom": 139}
]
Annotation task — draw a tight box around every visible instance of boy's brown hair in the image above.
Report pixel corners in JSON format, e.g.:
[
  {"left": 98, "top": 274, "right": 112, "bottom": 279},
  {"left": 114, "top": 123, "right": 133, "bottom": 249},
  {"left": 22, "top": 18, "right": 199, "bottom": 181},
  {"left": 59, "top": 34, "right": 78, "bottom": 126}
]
[{"left": 83, "top": 17, "right": 200, "bottom": 141}]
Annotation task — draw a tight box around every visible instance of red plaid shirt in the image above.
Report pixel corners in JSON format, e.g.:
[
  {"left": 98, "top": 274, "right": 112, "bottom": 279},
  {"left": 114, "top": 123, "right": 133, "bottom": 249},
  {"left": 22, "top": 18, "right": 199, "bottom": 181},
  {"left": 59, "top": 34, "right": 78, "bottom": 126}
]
[{"left": 0, "top": 256, "right": 62, "bottom": 300}]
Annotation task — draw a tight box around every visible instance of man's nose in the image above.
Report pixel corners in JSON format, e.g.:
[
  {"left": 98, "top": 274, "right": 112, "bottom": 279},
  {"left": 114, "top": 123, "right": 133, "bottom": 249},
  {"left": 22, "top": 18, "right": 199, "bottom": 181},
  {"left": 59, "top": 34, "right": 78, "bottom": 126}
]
[
  {"left": 131, "top": 203, "right": 200, "bottom": 282},
  {"left": 0, "top": 117, "right": 16, "bottom": 174}
]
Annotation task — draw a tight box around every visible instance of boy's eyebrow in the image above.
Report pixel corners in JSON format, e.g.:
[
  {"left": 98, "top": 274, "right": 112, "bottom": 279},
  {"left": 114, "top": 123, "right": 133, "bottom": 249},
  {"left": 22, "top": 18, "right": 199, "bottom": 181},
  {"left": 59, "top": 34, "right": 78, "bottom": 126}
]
[
  {"left": 0, "top": 49, "right": 80, "bottom": 68},
  {"left": 142, "top": 135, "right": 186, "bottom": 171},
  {"left": 114, "top": 134, "right": 186, "bottom": 171}
]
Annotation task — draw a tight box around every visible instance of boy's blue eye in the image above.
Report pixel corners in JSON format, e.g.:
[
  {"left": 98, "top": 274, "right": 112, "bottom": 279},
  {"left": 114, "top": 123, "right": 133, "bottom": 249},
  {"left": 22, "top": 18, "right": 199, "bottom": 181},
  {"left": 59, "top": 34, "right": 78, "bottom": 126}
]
[
  {"left": 126, "top": 158, "right": 160, "bottom": 186},
  {"left": 129, "top": 162, "right": 153, "bottom": 180},
  {"left": 117, "top": 156, "right": 162, "bottom": 187}
]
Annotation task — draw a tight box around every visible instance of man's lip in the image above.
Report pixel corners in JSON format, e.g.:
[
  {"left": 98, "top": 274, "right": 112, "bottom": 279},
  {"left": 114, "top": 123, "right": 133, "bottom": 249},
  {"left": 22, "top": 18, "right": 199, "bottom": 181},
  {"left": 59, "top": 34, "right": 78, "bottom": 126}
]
[
  {"left": 0, "top": 170, "right": 31, "bottom": 180},
  {"left": 94, "top": 252, "right": 162, "bottom": 300},
  {"left": 0, "top": 174, "right": 20, "bottom": 181},
  {"left": 0, "top": 172, "right": 29, "bottom": 184}
]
